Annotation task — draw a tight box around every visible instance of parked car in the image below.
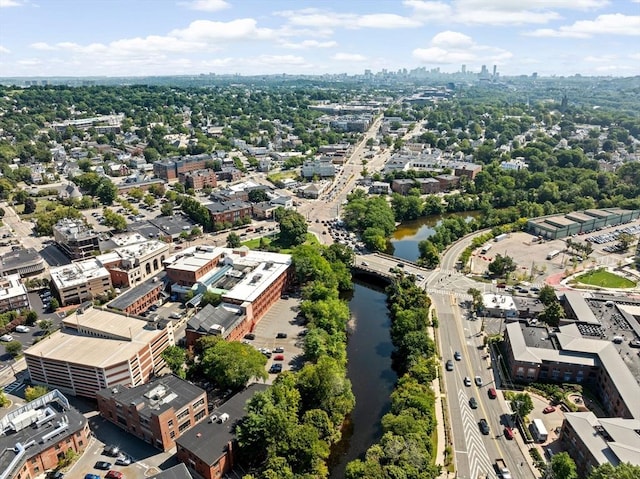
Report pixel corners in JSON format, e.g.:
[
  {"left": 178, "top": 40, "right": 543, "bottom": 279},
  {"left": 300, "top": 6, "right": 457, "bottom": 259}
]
[
  {"left": 274, "top": 347, "right": 284, "bottom": 353},
  {"left": 488, "top": 387, "right": 497, "bottom": 399},
  {"left": 479, "top": 419, "right": 490, "bottom": 435},
  {"left": 103, "top": 445, "right": 120, "bottom": 457},
  {"left": 94, "top": 462, "right": 112, "bottom": 470},
  {"left": 105, "top": 472, "right": 123, "bottom": 479},
  {"left": 15, "top": 325, "right": 30, "bottom": 333},
  {"left": 269, "top": 363, "right": 283, "bottom": 374},
  {"left": 0, "top": 334, "right": 14, "bottom": 342},
  {"left": 446, "top": 360, "right": 454, "bottom": 371},
  {"left": 243, "top": 333, "right": 256, "bottom": 340},
  {"left": 630, "top": 339, "right": 640, "bottom": 348},
  {"left": 84, "top": 475, "right": 100, "bottom": 479},
  {"left": 115, "top": 455, "right": 132, "bottom": 466},
  {"left": 276, "top": 332, "right": 287, "bottom": 339},
  {"left": 469, "top": 397, "right": 478, "bottom": 409},
  {"left": 273, "top": 354, "right": 284, "bottom": 361},
  {"left": 543, "top": 406, "right": 557, "bottom": 414}
]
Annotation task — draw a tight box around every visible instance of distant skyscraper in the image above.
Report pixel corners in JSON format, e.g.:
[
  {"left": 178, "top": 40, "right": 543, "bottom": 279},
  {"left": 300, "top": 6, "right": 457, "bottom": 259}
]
[
  {"left": 532, "top": 72, "right": 538, "bottom": 79},
  {"left": 461, "top": 64, "right": 466, "bottom": 74},
  {"left": 492, "top": 65, "right": 497, "bottom": 78}
]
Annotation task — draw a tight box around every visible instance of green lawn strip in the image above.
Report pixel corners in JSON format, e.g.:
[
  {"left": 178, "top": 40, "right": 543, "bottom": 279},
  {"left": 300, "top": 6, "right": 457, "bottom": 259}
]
[{"left": 575, "top": 269, "right": 635, "bottom": 288}]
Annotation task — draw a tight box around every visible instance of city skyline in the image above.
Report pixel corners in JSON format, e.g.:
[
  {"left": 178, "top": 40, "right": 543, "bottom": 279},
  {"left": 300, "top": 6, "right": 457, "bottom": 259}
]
[{"left": 0, "top": 0, "right": 639, "bottom": 78}]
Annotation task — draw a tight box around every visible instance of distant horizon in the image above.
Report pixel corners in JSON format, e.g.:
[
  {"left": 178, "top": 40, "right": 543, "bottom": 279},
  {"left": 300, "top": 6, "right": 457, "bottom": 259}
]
[{"left": 1, "top": 1, "right": 638, "bottom": 78}]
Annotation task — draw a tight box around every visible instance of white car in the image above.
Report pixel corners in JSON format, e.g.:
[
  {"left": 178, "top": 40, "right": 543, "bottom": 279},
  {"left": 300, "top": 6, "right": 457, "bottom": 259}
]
[
  {"left": 15, "top": 325, "right": 30, "bottom": 333},
  {"left": 0, "top": 334, "right": 14, "bottom": 342}
]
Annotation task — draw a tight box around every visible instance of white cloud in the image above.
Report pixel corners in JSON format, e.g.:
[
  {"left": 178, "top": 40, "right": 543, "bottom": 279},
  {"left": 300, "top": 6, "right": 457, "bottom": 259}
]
[
  {"left": 170, "top": 18, "right": 277, "bottom": 42},
  {"left": 527, "top": 14, "right": 640, "bottom": 37},
  {"left": 0, "top": 45, "right": 10, "bottom": 54},
  {"left": 18, "top": 59, "right": 41, "bottom": 65},
  {"left": 275, "top": 8, "right": 421, "bottom": 31},
  {"left": 405, "top": 0, "right": 607, "bottom": 25},
  {"left": 0, "top": 0, "right": 23, "bottom": 7},
  {"left": 31, "top": 42, "right": 57, "bottom": 51},
  {"left": 413, "top": 31, "right": 512, "bottom": 65},
  {"left": 584, "top": 54, "right": 617, "bottom": 62},
  {"left": 332, "top": 53, "right": 367, "bottom": 62},
  {"left": 630, "top": 53, "right": 640, "bottom": 60},
  {"left": 178, "top": 0, "right": 229, "bottom": 12},
  {"left": 281, "top": 39, "right": 338, "bottom": 50}
]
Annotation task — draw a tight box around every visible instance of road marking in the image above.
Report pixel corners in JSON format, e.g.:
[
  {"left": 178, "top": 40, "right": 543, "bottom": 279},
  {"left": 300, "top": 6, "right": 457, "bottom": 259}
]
[{"left": 457, "top": 388, "right": 495, "bottom": 479}]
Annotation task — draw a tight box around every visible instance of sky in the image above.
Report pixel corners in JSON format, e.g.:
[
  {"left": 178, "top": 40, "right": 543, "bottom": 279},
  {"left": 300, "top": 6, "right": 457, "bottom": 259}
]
[{"left": 0, "top": 0, "right": 638, "bottom": 78}]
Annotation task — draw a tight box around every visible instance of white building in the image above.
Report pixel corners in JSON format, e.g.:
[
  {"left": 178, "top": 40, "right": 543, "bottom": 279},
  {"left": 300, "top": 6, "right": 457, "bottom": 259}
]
[
  {"left": 500, "top": 158, "right": 528, "bottom": 171},
  {"left": 0, "top": 274, "right": 30, "bottom": 313},
  {"left": 50, "top": 260, "right": 112, "bottom": 306}
]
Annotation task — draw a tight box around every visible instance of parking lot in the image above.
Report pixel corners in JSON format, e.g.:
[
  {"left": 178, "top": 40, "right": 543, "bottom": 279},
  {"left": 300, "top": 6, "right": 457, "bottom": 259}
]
[{"left": 246, "top": 296, "right": 307, "bottom": 379}]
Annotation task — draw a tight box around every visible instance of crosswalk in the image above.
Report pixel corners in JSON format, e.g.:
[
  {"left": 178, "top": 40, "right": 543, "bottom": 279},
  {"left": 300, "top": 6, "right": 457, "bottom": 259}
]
[
  {"left": 457, "top": 389, "right": 495, "bottom": 479},
  {"left": 423, "top": 287, "right": 471, "bottom": 300},
  {"left": 3, "top": 380, "right": 25, "bottom": 395}
]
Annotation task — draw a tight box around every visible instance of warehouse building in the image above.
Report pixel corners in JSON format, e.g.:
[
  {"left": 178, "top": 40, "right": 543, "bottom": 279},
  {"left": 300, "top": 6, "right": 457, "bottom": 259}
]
[{"left": 527, "top": 209, "right": 640, "bottom": 240}]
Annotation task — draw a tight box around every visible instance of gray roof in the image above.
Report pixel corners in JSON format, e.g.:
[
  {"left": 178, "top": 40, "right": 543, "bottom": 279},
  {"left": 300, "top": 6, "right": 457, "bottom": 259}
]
[
  {"left": 149, "top": 464, "right": 193, "bottom": 479},
  {"left": 108, "top": 272, "right": 167, "bottom": 311},
  {"left": 96, "top": 375, "right": 205, "bottom": 420},
  {"left": 563, "top": 291, "right": 599, "bottom": 324},
  {"left": 186, "top": 304, "right": 245, "bottom": 338},
  {"left": 0, "top": 390, "right": 87, "bottom": 478},
  {"left": 0, "top": 248, "right": 44, "bottom": 275},
  {"left": 175, "top": 383, "right": 268, "bottom": 466},
  {"left": 205, "top": 200, "right": 251, "bottom": 214}
]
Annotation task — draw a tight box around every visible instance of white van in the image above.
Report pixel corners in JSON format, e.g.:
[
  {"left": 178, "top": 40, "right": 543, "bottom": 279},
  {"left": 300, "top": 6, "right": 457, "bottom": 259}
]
[{"left": 531, "top": 418, "right": 548, "bottom": 442}]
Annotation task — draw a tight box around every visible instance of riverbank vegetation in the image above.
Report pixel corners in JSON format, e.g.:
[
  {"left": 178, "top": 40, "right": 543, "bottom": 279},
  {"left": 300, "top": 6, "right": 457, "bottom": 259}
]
[
  {"left": 345, "top": 274, "right": 441, "bottom": 479},
  {"left": 235, "top": 243, "right": 355, "bottom": 478}
]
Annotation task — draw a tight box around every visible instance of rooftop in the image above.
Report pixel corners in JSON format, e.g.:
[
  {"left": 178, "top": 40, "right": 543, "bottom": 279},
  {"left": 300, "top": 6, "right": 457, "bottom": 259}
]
[
  {"left": 149, "top": 464, "right": 193, "bottom": 479},
  {"left": 0, "top": 274, "right": 28, "bottom": 300},
  {"left": 166, "top": 247, "right": 222, "bottom": 273},
  {"left": 108, "top": 272, "right": 167, "bottom": 311},
  {"left": 53, "top": 218, "right": 98, "bottom": 240},
  {"left": 97, "top": 374, "right": 205, "bottom": 420},
  {"left": 24, "top": 306, "right": 172, "bottom": 368},
  {"left": 175, "top": 383, "right": 268, "bottom": 466},
  {"left": 97, "top": 239, "right": 168, "bottom": 264},
  {"left": 187, "top": 303, "right": 245, "bottom": 338},
  {"left": 0, "top": 247, "right": 44, "bottom": 274},
  {"left": 50, "top": 259, "right": 110, "bottom": 289},
  {"left": 0, "top": 390, "right": 86, "bottom": 479}
]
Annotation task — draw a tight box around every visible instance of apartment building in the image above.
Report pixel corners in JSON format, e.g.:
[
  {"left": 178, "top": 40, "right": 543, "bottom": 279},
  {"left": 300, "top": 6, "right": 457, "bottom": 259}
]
[
  {"left": 52, "top": 218, "right": 100, "bottom": 260},
  {"left": 97, "top": 375, "right": 208, "bottom": 451},
  {"left": 50, "top": 259, "right": 112, "bottom": 306},
  {"left": 176, "top": 384, "right": 268, "bottom": 479},
  {"left": 0, "top": 274, "right": 30, "bottom": 313},
  {"left": 97, "top": 239, "right": 169, "bottom": 288},
  {"left": 153, "top": 154, "right": 210, "bottom": 181},
  {"left": 107, "top": 272, "right": 167, "bottom": 316},
  {"left": 204, "top": 201, "right": 252, "bottom": 227},
  {"left": 24, "top": 305, "right": 175, "bottom": 398},
  {"left": 179, "top": 169, "right": 218, "bottom": 190},
  {"left": 165, "top": 246, "right": 222, "bottom": 287},
  {"left": 0, "top": 390, "right": 90, "bottom": 479},
  {"left": 301, "top": 158, "right": 336, "bottom": 178}
]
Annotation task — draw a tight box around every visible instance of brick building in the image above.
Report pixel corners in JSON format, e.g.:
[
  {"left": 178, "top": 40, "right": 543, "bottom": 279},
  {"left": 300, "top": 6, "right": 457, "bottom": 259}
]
[
  {"left": 179, "top": 169, "right": 218, "bottom": 190},
  {"left": 176, "top": 384, "right": 267, "bottom": 479},
  {"left": 0, "top": 390, "right": 90, "bottom": 479},
  {"left": 435, "top": 174, "right": 460, "bottom": 191},
  {"left": 204, "top": 201, "right": 252, "bottom": 227},
  {"left": 416, "top": 177, "right": 441, "bottom": 194},
  {"left": 97, "top": 375, "right": 208, "bottom": 451},
  {"left": 97, "top": 240, "right": 170, "bottom": 288},
  {"left": 165, "top": 246, "right": 222, "bottom": 287},
  {"left": 107, "top": 272, "right": 167, "bottom": 316},
  {"left": 154, "top": 155, "right": 210, "bottom": 181}
]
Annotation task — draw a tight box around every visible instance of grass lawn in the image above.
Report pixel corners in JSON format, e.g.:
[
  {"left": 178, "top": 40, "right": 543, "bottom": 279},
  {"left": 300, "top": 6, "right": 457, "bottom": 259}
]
[
  {"left": 15, "top": 199, "right": 59, "bottom": 219},
  {"left": 242, "top": 233, "right": 318, "bottom": 253},
  {"left": 575, "top": 268, "right": 636, "bottom": 289}
]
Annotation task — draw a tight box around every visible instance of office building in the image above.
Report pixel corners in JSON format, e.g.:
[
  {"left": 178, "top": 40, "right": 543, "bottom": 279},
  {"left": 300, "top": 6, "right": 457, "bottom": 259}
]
[
  {"left": 179, "top": 169, "right": 218, "bottom": 190},
  {"left": 0, "top": 274, "right": 30, "bottom": 313},
  {"left": 97, "top": 375, "right": 208, "bottom": 451},
  {"left": 97, "top": 239, "right": 170, "bottom": 288},
  {"left": 50, "top": 260, "right": 112, "bottom": 306},
  {"left": 52, "top": 218, "right": 100, "bottom": 260},
  {"left": 0, "top": 248, "right": 46, "bottom": 277}
]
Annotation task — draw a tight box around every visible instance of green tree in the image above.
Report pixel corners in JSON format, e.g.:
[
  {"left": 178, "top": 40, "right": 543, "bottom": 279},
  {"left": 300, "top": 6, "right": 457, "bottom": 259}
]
[
  {"left": 26, "top": 310, "right": 38, "bottom": 325},
  {"left": 96, "top": 179, "right": 118, "bottom": 205},
  {"left": 143, "top": 194, "right": 156, "bottom": 207},
  {"left": 4, "top": 340, "right": 22, "bottom": 357},
  {"left": 551, "top": 452, "right": 578, "bottom": 479},
  {"left": 25, "top": 385, "right": 49, "bottom": 402},
  {"left": 0, "top": 390, "right": 8, "bottom": 407},
  {"left": 128, "top": 187, "right": 144, "bottom": 201},
  {"left": 418, "top": 240, "right": 440, "bottom": 269},
  {"left": 467, "top": 287, "right": 483, "bottom": 312},
  {"left": 538, "top": 285, "right": 557, "bottom": 306},
  {"left": 38, "top": 319, "right": 54, "bottom": 334},
  {"left": 200, "top": 291, "right": 222, "bottom": 308},
  {"left": 275, "top": 208, "right": 308, "bottom": 247},
  {"left": 102, "top": 208, "right": 127, "bottom": 232},
  {"left": 23, "top": 197, "right": 37, "bottom": 214},
  {"left": 539, "top": 301, "right": 565, "bottom": 327},
  {"left": 160, "top": 201, "right": 175, "bottom": 216},
  {"left": 227, "top": 232, "right": 241, "bottom": 248},
  {"left": 200, "top": 337, "right": 267, "bottom": 390},
  {"left": 488, "top": 253, "right": 517, "bottom": 278},
  {"left": 588, "top": 463, "right": 640, "bottom": 479},
  {"left": 617, "top": 232, "right": 635, "bottom": 252},
  {"left": 511, "top": 392, "right": 534, "bottom": 419},
  {"left": 161, "top": 346, "right": 187, "bottom": 379},
  {"left": 48, "top": 298, "right": 59, "bottom": 311},
  {"left": 248, "top": 189, "right": 269, "bottom": 203}
]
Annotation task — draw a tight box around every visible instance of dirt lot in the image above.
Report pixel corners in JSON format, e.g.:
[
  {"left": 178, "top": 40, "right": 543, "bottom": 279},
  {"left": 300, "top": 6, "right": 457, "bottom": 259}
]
[
  {"left": 248, "top": 296, "right": 307, "bottom": 380},
  {"left": 470, "top": 217, "right": 640, "bottom": 285}
]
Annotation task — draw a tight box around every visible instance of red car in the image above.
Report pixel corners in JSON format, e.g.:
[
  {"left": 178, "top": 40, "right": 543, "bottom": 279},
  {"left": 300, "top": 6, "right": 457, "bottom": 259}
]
[
  {"left": 273, "top": 354, "right": 284, "bottom": 361},
  {"left": 504, "top": 427, "right": 514, "bottom": 440},
  {"left": 105, "top": 472, "right": 123, "bottom": 479},
  {"left": 543, "top": 406, "right": 557, "bottom": 414},
  {"left": 488, "top": 387, "right": 497, "bottom": 399}
]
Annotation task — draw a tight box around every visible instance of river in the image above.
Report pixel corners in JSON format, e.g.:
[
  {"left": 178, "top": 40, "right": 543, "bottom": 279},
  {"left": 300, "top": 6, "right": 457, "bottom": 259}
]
[
  {"left": 329, "top": 281, "right": 397, "bottom": 478},
  {"left": 389, "top": 211, "right": 480, "bottom": 262}
]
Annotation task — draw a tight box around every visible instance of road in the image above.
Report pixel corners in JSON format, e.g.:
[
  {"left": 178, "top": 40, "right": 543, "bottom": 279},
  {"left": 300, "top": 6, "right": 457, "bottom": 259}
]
[{"left": 2, "top": 203, "right": 40, "bottom": 250}]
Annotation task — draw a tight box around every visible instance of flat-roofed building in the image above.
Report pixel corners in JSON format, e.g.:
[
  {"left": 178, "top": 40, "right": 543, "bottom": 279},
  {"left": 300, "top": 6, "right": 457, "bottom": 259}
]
[
  {"left": 482, "top": 294, "right": 518, "bottom": 319},
  {"left": 165, "top": 246, "right": 222, "bottom": 287},
  {"left": 97, "top": 375, "right": 208, "bottom": 451},
  {"left": 179, "top": 169, "right": 218, "bottom": 190},
  {"left": 301, "top": 158, "right": 336, "bottom": 178},
  {"left": 528, "top": 209, "right": 640, "bottom": 240},
  {"left": 435, "top": 174, "right": 459, "bottom": 191},
  {"left": 391, "top": 178, "right": 415, "bottom": 195},
  {"left": 97, "top": 240, "right": 170, "bottom": 288},
  {"left": 50, "top": 259, "right": 112, "bottom": 306},
  {"left": 416, "top": 177, "right": 441, "bottom": 194},
  {"left": 0, "top": 248, "right": 46, "bottom": 277},
  {"left": 504, "top": 321, "right": 640, "bottom": 419},
  {"left": 24, "top": 305, "right": 175, "bottom": 398},
  {"left": 0, "top": 390, "right": 90, "bottom": 479},
  {"left": 0, "top": 274, "right": 30, "bottom": 313},
  {"left": 154, "top": 154, "right": 210, "bottom": 181},
  {"left": 176, "top": 384, "right": 268, "bottom": 479},
  {"left": 560, "top": 412, "right": 640, "bottom": 478},
  {"left": 204, "top": 201, "right": 252, "bottom": 229},
  {"left": 52, "top": 218, "right": 100, "bottom": 260}
]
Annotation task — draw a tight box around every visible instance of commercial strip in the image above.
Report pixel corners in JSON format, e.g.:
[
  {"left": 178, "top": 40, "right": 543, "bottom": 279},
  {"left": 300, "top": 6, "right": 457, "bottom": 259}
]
[{"left": 527, "top": 208, "right": 640, "bottom": 240}]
